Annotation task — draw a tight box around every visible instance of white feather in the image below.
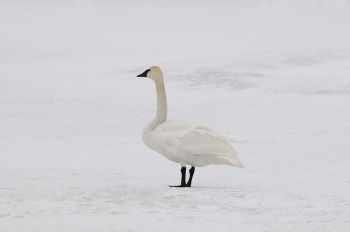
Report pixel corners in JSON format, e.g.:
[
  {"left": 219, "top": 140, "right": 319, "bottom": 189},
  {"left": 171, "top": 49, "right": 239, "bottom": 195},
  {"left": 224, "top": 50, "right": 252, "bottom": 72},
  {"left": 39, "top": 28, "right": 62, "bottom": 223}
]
[
  {"left": 140, "top": 66, "right": 243, "bottom": 168},
  {"left": 143, "top": 120, "right": 244, "bottom": 167}
]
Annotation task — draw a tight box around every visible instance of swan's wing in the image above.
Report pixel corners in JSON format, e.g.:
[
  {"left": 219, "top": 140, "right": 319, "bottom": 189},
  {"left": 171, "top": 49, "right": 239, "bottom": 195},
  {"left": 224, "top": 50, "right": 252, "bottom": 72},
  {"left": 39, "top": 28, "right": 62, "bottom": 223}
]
[
  {"left": 177, "top": 126, "right": 244, "bottom": 167},
  {"left": 156, "top": 121, "right": 244, "bottom": 167}
]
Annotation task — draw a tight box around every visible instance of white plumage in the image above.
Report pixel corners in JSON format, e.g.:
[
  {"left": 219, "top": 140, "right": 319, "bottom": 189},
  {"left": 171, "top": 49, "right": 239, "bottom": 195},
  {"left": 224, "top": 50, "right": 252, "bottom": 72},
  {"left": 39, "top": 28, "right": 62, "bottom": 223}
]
[
  {"left": 143, "top": 120, "right": 243, "bottom": 167},
  {"left": 137, "top": 66, "right": 243, "bottom": 187}
]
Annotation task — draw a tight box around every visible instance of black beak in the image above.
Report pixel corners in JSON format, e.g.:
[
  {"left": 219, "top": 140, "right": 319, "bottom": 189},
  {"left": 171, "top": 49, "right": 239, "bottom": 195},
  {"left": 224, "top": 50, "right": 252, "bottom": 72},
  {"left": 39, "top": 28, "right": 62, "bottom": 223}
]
[{"left": 137, "top": 69, "right": 150, "bottom": 77}]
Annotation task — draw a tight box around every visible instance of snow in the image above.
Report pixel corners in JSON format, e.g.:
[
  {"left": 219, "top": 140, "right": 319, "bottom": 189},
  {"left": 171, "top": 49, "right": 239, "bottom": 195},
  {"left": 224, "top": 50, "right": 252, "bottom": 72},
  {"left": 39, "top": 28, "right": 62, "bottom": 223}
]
[{"left": 1, "top": 0, "right": 350, "bottom": 231}]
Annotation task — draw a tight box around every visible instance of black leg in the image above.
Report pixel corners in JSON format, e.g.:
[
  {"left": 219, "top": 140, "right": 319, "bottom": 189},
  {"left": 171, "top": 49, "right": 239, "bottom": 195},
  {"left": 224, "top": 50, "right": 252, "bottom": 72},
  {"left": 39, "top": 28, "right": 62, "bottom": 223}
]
[
  {"left": 180, "top": 167, "right": 186, "bottom": 186},
  {"left": 169, "top": 167, "right": 187, "bottom": 187},
  {"left": 186, "top": 166, "right": 195, "bottom": 187}
]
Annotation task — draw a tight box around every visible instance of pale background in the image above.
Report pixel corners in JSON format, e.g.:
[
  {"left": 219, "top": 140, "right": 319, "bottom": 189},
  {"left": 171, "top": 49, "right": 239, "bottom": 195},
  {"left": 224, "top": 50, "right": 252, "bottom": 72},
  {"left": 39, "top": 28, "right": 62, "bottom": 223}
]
[{"left": 1, "top": 0, "right": 350, "bottom": 231}]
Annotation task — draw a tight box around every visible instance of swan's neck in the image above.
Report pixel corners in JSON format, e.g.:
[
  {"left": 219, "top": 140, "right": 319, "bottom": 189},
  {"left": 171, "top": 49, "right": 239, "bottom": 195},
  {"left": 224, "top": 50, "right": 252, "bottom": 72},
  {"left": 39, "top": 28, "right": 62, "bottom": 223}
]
[{"left": 147, "top": 78, "right": 167, "bottom": 130}]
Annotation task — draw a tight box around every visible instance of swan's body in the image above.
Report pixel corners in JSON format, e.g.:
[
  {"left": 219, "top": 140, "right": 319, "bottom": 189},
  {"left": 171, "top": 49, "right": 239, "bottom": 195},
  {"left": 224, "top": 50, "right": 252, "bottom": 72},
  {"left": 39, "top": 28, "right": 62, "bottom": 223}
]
[
  {"left": 138, "top": 66, "right": 243, "bottom": 187},
  {"left": 143, "top": 120, "right": 243, "bottom": 167}
]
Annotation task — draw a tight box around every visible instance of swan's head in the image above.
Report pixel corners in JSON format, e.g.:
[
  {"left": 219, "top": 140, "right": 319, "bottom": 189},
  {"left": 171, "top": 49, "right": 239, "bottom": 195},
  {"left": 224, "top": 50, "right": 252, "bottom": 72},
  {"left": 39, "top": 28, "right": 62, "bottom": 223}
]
[{"left": 137, "top": 66, "right": 163, "bottom": 81}]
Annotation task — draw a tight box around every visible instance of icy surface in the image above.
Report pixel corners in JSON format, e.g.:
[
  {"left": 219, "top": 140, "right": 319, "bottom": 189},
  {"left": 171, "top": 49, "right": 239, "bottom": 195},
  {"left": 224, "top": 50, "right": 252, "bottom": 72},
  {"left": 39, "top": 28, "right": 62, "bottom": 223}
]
[{"left": 1, "top": 1, "right": 350, "bottom": 231}]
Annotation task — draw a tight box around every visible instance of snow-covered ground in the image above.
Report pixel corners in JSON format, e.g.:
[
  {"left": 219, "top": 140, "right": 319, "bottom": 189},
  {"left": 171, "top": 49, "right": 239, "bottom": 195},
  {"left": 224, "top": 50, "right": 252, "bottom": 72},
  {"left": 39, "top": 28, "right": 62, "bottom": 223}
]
[{"left": 1, "top": 1, "right": 350, "bottom": 231}]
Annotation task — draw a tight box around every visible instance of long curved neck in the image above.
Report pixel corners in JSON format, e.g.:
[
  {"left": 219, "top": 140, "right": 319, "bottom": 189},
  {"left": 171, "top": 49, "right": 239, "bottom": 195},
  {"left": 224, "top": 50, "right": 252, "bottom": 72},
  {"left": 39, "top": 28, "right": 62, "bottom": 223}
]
[{"left": 148, "top": 78, "right": 167, "bottom": 130}]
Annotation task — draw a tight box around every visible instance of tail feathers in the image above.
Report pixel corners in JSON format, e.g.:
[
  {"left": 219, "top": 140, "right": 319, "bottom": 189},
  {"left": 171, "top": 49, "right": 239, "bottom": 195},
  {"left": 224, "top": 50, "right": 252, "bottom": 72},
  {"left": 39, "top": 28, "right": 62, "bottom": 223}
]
[
  {"left": 209, "top": 154, "right": 244, "bottom": 168},
  {"left": 230, "top": 158, "right": 244, "bottom": 168},
  {"left": 222, "top": 156, "right": 244, "bottom": 168},
  {"left": 187, "top": 153, "right": 244, "bottom": 168},
  {"left": 216, "top": 152, "right": 244, "bottom": 168}
]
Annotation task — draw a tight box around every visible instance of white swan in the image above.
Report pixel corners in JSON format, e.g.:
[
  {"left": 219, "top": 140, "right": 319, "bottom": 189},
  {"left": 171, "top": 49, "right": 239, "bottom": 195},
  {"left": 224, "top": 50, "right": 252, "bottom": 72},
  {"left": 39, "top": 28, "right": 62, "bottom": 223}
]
[{"left": 138, "top": 66, "right": 243, "bottom": 187}]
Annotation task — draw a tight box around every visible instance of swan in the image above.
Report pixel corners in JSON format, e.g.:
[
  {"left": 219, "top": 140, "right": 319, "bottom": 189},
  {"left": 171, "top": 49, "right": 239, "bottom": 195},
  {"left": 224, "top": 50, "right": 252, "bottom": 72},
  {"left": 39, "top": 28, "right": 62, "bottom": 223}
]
[{"left": 137, "top": 66, "right": 243, "bottom": 187}]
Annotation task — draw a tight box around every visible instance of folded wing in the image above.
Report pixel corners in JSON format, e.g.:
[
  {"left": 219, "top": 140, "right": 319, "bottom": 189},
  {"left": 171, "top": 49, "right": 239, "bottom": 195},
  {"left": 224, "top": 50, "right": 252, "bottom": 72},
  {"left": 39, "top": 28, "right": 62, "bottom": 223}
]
[{"left": 155, "top": 121, "right": 244, "bottom": 167}]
